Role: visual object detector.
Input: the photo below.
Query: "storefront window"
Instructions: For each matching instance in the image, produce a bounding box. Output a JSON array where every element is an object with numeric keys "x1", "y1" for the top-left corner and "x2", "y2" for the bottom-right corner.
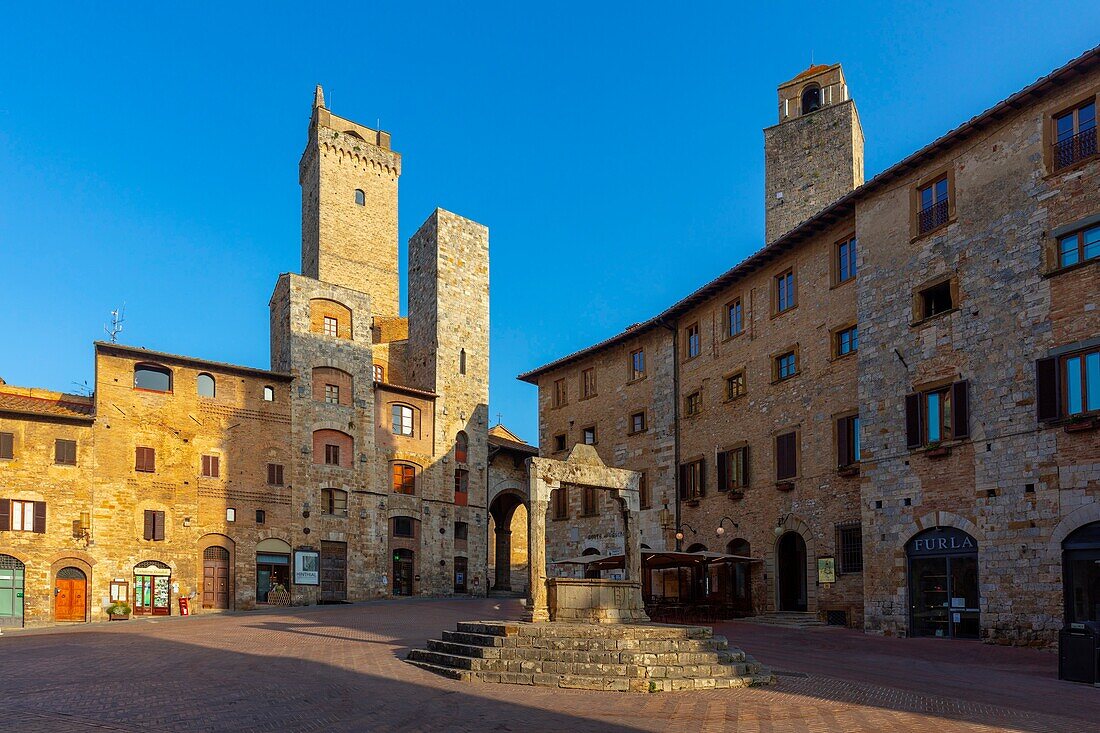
[
  {"x1": 133, "y1": 561, "x2": 171, "y2": 616},
  {"x1": 1063, "y1": 522, "x2": 1100, "y2": 624},
  {"x1": 906, "y1": 528, "x2": 979, "y2": 639}
]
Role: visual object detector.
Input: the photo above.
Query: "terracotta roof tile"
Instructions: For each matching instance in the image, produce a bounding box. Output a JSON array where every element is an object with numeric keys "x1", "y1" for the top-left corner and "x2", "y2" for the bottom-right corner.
[{"x1": 0, "y1": 392, "x2": 95, "y2": 420}]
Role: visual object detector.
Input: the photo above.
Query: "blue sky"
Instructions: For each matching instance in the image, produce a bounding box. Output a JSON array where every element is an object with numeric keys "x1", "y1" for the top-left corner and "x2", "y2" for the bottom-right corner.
[{"x1": 1, "y1": 3, "x2": 1097, "y2": 443}]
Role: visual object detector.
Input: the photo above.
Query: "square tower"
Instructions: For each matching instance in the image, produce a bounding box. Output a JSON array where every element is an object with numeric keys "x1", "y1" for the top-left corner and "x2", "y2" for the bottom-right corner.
[
  {"x1": 764, "y1": 64, "x2": 864, "y2": 243},
  {"x1": 300, "y1": 86, "x2": 402, "y2": 318}
]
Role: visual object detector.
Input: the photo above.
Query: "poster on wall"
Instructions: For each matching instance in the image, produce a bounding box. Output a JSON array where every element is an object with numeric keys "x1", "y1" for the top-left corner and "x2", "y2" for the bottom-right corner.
[
  {"x1": 817, "y1": 557, "x2": 836, "y2": 584},
  {"x1": 294, "y1": 550, "x2": 320, "y2": 585}
]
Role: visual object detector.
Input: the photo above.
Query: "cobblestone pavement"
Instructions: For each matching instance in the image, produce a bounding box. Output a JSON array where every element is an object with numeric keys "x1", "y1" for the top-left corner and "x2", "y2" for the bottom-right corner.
[{"x1": 0, "y1": 598, "x2": 1095, "y2": 732}]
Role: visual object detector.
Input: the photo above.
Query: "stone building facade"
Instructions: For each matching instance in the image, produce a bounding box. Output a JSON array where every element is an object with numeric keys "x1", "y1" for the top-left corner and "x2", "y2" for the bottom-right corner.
[
  {"x1": 521, "y1": 47, "x2": 1100, "y2": 646},
  {"x1": 0, "y1": 88, "x2": 492, "y2": 627}
]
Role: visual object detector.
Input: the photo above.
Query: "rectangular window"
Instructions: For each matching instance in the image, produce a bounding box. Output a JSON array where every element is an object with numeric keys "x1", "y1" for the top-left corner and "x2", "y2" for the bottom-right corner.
[
  {"x1": 582, "y1": 486, "x2": 598, "y2": 516},
  {"x1": 256, "y1": 509, "x2": 266, "y2": 525},
  {"x1": 727, "y1": 298, "x2": 744, "y2": 337},
  {"x1": 837, "y1": 414, "x2": 860, "y2": 468},
  {"x1": 1053, "y1": 100, "x2": 1097, "y2": 170},
  {"x1": 638, "y1": 472, "x2": 650, "y2": 510},
  {"x1": 582, "y1": 368, "x2": 597, "y2": 398},
  {"x1": 454, "y1": 521, "x2": 468, "y2": 541},
  {"x1": 54, "y1": 439, "x2": 76, "y2": 465},
  {"x1": 393, "y1": 464, "x2": 416, "y2": 494},
  {"x1": 553, "y1": 433, "x2": 567, "y2": 452},
  {"x1": 454, "y1": 469, "x2": 469, "y2": 497},
  {"x1": 552, "y1": 485, "x2": 568, "y2": 520},
  {"x1": 725, "y1": 371, "x2": 745, "y2": 400},
  {"x1": 630, "y1": 349, "x2": 646, "y2": 380},
  {"x1": 553, "y1": 378, "x2": 567, "y2": 407},
  {"x1": 394, "y1": 516, "x2": 414, "y2": 538},
  {"x1": 373, "y1": 364, "x2": 385, "y2": 382},
  {"x1": 836, "y1": 522, "x2": 863, "y2": 573},
  {"x1": 323, "y1": 317, "x2": 339, "y2": 337},
  {"x1": 1057, "y1": 223, "x2": 1100, "y2": 268},
  {"x1": 775, "y1": 431, "x2": 798, "y2": 481},
  {"x1": 143, "y1": 509, "x2": 165, "y2": 541},
  {"x1": 135, "y1": 446, "x2": 156, "y2": 473},
  {"x1": 10, "y1": 499, "x2": 41, "y2": 533},
  {"x1": 392, "y1": 405, "x2": 414, "y2": 436},
  {"x1": 1064, "y1": 348, "x2": 1100, "y2": 416},
  {"x1": 918, "y1": 176, "x2": 950, "y2": 234},
  {"x1": 201, "y1": 454, "x2": 220, "y2": 478},
  {"x1": 905, "y1": 381, "x2": 970, "y2": 448},
  {"x1": 324, "y1": 384, "x2": 340, "y2": 404},
  {"x1": 267, "y1": 463, "x2": 284, "y2": 486},
  {"x1": 582, "y1": 426, "x2": 596, "y2": 445},
  {"x1": 918, "y1": 280, "x2": 954, "y2": 319},
  {"x1": 836, "y1": 236, "x2": 858, "y2": 283},
  {"x1": 324, "y1": 444, "x2": 341, "y2": 466},
  {"x1": 836, "y1": 325, "x2": 858, "y2": 357},
  {"x1": 775, "y1": 351, "x2": 797, "y2": 381},
  {"x1": 685, "y1": 323, "x2": 700, "y2": 358},
  {"x1": 679, "y1": 459, "x2": 705, "y2": 501},
  {"x1": 226, "y1": 508, "x2": 236, "y2": 523},
  {"x1": 774, "y1": 269, "x2": 795, "y2": 313},
  {"x1": 718, "y1": 446, "x2": 748, "y2": 492},
  {"x1": 0, "y1": 432, "x2": 12, "y2": 460},
  {"x1": 630, "y1": 411, "x2": 646, "y2": 434},
  {"x1": 685, "y1": 391, "x2": 702, "y2": 416}
]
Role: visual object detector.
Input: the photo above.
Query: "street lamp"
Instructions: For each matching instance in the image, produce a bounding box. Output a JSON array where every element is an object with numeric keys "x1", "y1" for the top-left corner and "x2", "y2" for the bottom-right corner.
[
  {"x1": 774, "y1": 512, "x2": 794, "y2": 536},
  {"x1": 715, "y1": 516, "x2": 738, "y2": 536},
  {"x1": 674, "y1": 523, "x2": 697, "y2": 542}
]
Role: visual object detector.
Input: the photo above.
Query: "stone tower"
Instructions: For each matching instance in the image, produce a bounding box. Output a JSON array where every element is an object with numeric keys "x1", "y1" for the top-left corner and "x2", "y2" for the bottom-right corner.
[
  {"x1": 300, "y1": 85, "x2": 402, "y2": 318},
  {"x1": 763, "y1": 64, "x2": 864, "y2": 243}
]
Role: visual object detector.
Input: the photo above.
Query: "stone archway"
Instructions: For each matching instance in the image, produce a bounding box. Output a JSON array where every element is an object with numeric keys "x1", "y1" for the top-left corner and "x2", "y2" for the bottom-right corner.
[
  {"x1": 765, "y1": 515, "x2": 816, "y2": 614},
  {"x1": 488, "y1": 487, "x2": 528, "y2": 593}
]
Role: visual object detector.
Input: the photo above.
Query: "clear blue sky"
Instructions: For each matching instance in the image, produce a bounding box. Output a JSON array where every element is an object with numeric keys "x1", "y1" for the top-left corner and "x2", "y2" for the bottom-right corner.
[{"x1": 1, "y1": 3, "x2": 1097, "y2": 443}]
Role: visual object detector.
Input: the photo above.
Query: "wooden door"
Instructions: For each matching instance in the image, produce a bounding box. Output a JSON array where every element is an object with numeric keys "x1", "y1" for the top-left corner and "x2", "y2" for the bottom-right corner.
[
  {"x1": 320, "y1": 541, "x2": 347, "y2": 602},
  {"x1": 393, "y1": 550, "x2": 414, "y2": 596},
  {"x1": 203, "y1": 548, "x2": 230, "y2": 609},
  {"x1": 55, "y1": 572, "x2": 86, "y2": 622}
]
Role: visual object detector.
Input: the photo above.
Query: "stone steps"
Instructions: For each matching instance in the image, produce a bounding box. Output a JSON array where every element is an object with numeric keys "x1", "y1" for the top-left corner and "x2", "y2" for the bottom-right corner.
[{"x1": 405, "y1": 620, "x2": 775, "y2": 693}]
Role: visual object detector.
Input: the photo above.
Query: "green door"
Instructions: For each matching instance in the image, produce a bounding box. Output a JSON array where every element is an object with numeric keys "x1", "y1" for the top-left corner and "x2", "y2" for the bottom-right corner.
[{"x1": 0, "y1": 558, "x2": 25, "y2": 628}]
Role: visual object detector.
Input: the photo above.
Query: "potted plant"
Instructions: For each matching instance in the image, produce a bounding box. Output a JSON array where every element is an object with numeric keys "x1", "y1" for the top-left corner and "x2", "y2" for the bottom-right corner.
[
  {"x1": 925, "y1": 442, "x2": 950, "y2": 458},
  {"x1": 107, "y1": 601, "x2": 132, "y2": 621},
  {"x1": 1064, "y1": 415, "x2": 1098, "y2": 433},
  {"x1": 267, "y1": 583, "x2": 291, "y2": 606}
]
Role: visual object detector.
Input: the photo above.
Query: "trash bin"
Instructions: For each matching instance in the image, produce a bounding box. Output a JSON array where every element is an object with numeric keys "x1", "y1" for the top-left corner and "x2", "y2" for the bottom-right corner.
[
  {"x1": 1058, "y1": 620, "x2": 1100, "y2": 684},
  {"x1": 178, "y1": 597, "x2": 190, "y2": 616}
]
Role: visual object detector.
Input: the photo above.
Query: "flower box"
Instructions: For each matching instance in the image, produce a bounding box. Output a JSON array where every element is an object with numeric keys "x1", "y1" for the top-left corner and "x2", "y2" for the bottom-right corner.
[
  {"x1": 775, "y1": 482, "x2": 794, "y2": 492},
  {"x1": 1064, "y1": 418, "x2": 1098, "y2": 433},
  {"x1": 925, "y1": 445, "x2": 950, "y2": 459},
  {"x1": 837, "y1": 464, "x2": 860, "y2": 477},
  {"x1": 727, "y1": 490, "x2": 745, "y2": 501}
]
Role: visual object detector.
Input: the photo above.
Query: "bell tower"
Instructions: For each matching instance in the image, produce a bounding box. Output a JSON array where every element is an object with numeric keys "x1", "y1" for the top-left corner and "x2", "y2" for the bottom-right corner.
[
  {"x1": 300, "y1": 85, "x2": 402, "y2": 318},
  {"x1": 763, "y1": 64, "x2": 864, "y2": 244}
]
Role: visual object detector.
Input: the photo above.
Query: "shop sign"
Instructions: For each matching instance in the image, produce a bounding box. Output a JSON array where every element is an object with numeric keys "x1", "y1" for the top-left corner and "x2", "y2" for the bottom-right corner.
[
  {"x1": 907, "y1": 527, "x2": 977, "y2": 556},
  {"x1": 817, "y1": 557, "x2": 836, "y2": 584},
  {"x1": 294, "y1": 550, "x2": 320, "y2": 585}
]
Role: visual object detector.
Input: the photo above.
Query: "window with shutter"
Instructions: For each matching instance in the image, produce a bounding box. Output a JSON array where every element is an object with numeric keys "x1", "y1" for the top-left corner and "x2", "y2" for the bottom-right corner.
[
  {"x1": 552, "y1": 486, "x2": 568, "y2": 519},
  {"x1": 201, "y1": 455, "x2": 220, "y2": 477},
  {"x1": 144, "y1": 509, "x2": 154, "y2": 540},
  {"x1": 55, "y1": 439, "x2": 76, "y2": 465},
  {"x1": 907, "y1": 382, "x2": 970, "y2": 447},
  {"x1": 267, "y1": 463, "x2": 284, "y2": 486},
  {"x1": 952, "y1": 381, "x2": 970, "y2": 439},
  {"x1": 776, "y1": 432, "x2": 797, "y2": 481},
  {"x1": 0, "y1": 432, "x2": 12, "y2": 460},
  {"x1": 33, "y1": 501, "x2": 46, "y2": 534},
  {"x1": 905, "y1": 393, "x2": 923, "y2": 448},
  {"x1": 153, "y1": 510, "x2": 165, "y2": 541},
  {"x1": 0, "y1": 498, "x2": 10, "y2": 531},
  {"x1": 1036, "y1": 357, "x2": 1060, "y2": 421},
  {"x1": 135, "y1": 447, "x2": 155, "y2": 473},
  {"x1": 837, "y1": 415, "x2": 860, "y2": 468}
]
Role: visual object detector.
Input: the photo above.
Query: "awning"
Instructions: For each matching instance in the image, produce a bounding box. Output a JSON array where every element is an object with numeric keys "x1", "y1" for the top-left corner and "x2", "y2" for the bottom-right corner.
[{"x1": 550, "y1": 550, "x2": 761, "y2": 571}]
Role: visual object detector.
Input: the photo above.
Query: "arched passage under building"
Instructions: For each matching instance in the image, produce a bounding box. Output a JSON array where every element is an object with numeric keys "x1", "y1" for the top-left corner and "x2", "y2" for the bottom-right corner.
[{"x1": 488, "y1": 489, "x2": 528, "y2": 593}]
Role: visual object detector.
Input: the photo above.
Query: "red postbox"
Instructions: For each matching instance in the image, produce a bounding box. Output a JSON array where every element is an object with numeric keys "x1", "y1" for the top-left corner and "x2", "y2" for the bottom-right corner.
[{"x1": 178, "y1": 597, "x2": 190, "y2": 616}]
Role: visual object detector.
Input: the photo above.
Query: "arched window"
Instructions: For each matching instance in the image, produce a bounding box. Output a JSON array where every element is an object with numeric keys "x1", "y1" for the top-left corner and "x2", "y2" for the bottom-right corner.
[
  {"x1": 321, "y1": 488, "x2": 348, "y2": 516},
  {"x1": 393, "y1": 462, "x2": 417, "y2": 494},
  {"x1": 197, "y1": 373, "x2": 216, "y2": 399},
  {"x1": 391, "y1": 404, "x2": 415, "y2": 436},
  {"x1": 801, "y1": 84, "x2": 821, "y2": 114},
  {"x1": 354, "y1": 189, "x2": 365, "y2": 206},
  {"x1": 686, "y1": 543, "x2": 708, "y2": 553},
  {"x1": 262, "y1": 385, "x2": 275, "y2": 401},
  {"x1": 134, "y1": 363, "x2": 172, "y2": 392},
  {"x1": 460, "y1": 349, "x2": 467, "y2": 375},
  {"x1": 455, "y1": 431, "x2": 469, "y2": 464},
  {"x1": 727, "y1": 538, "x2": 750, "y2": 557},
  {"x1": 313, "y1": 429, "x2": 352, "y2": 468},
  {"x1": 582, "y1": 547, "x2": 601, "y2": 556},
  {"x1": 312, "y1": 366, "x2": 352, "y2": 405},
  {"x1": 392, "y1": 515, "x2": 416, "y2": 538}
]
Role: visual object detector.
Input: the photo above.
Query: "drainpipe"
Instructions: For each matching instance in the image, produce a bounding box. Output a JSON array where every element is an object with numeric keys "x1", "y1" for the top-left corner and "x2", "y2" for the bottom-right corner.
[{"x1": 657, "y1": 317, "x2": 682, "y2": 551}]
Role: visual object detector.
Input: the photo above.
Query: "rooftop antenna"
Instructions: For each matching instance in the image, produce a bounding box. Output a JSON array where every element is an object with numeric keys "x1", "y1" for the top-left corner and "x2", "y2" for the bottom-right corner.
[
  {"x1": 104, "y1": 304, "x2": 125, "y2": 343},
  {"x1": 71, "y1": 379, "x2": 93, "y2": 397}
]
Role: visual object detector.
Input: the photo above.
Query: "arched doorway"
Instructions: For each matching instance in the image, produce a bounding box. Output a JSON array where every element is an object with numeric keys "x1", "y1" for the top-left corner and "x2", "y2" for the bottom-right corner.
[
  {"x1": 55, "y1": 567, "x2": 87, "y2": 622},
  {"x1": 582, "y1": 547, "x2": 601, "y2": 579},
  {"x1": 202, "y1": 547, "x2": 230, "y2": 609},
  {"x1": 1063, "y1": 521, "x2": 1100, "y2": 624},
  {"x1": 0, "y1": 554, "x2": 25, "y2": 628},
  {"x1": 488, "y1": 489, "x2": 528, "y2": 592},
  {"x1": 777, "y1": 532, "x2": 807, "y2": 612},
  {"x1": 134, "y1": 561, "x2": 172, "y2": 616},
  {"x1": 393, "y1": 549, "x2": 414, "y2": 596},
  {"x1": 906, "y1": 527, "x2": 979, "y2": 638},
  {"x1": 727, "y1": 539, "x2": 753, "y2": 617}
]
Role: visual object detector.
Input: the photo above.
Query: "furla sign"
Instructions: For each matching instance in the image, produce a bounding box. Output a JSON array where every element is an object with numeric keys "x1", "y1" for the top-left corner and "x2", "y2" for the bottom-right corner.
[{"x1": 907, "y1": 527, "x2": 977, "y2": 556}]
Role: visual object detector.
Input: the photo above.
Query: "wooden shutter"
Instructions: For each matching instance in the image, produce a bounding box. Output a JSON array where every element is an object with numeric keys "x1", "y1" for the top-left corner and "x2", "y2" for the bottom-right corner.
[
  {"x1": 0, "y1": 498, "x2": 10, "y2": 531},
  {"x1": 0, "y1": 432, "x2": 12, "y2": 460},
  {"x1": 717, "y1": 451, "x2": 728, "y2": 492},
  {"x1": 1035, "y1": 357, "x2": 1060, "y2": 422},
  {"x1": 33, "y1": 501, "x2": 46, "y2": 533},
  {"x1": 905, "y1": 393, "x2": 923, "y2": 449},
  {"x1": 698, "y1": 460, "x2": 707, "y2": 498},
  {"x1": 153, "y1": 511, "x2": 165, "y2": 541},
  {"x1": 144, "y1": 510, "x2": 154, "y2": 540},
  {"x1": 952, "y1": 380, "x2": 970, "y2": 439},
  {"x1": 741, "y1": 446, "x2": 750, "y2": 487},
  {"x1": 777, "y1": 433, "x2": 796, "y2": 481},
  {"x1": 211, "y1": 456, "x2": 220, "y2": 477},
  {"x1": 837, "y1": 417, "x2": 850, "y2": 468},
  {"x1": 678, "y1": 464, "x2": 688, "y2": 500}
]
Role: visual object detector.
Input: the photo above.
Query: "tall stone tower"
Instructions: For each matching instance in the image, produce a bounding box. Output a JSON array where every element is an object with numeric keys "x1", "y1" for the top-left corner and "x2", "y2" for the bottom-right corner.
[
  {"x1": 764, "y1": 64, "x2": 864, "y2": 243},
  {"x1": 300, "y1": 85, "x2": 402, "y2": 318}
]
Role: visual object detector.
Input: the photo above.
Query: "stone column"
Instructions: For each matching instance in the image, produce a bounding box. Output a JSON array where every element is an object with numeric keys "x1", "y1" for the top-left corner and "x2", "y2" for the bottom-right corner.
[
  {"x1": 524, "y1": 465, "x2": 552, "y2": 623},
  {"x1": 494, "y1": 527, "x2": 512, "y2": 591}
]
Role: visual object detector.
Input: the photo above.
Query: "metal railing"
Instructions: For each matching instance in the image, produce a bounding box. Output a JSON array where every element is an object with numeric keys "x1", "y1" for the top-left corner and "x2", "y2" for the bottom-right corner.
[
  {"x1": 1053, "y1": 127, "x2": 1098, "y2": 171},
  {"x1": 918, "y1": 199, "x2": 949, "y2": 234}
]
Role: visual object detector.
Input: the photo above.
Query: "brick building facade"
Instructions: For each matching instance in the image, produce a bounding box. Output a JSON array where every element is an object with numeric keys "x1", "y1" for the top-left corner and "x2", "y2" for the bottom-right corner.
[
  {"x1": 0, "y1": 88, "x2": 493, "y2": 627},
  {"x1": 521, "y1": 47, "x2": 1100, "y2": 645}
]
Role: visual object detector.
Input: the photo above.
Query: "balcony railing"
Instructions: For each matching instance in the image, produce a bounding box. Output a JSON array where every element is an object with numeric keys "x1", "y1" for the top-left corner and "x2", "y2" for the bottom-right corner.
[
  {"x1": 1053, "y1": 127, "x2": 1098, "y2": 171},
  {"x1": 918, "y1": 199, "x2": 949, "y2": 234}
]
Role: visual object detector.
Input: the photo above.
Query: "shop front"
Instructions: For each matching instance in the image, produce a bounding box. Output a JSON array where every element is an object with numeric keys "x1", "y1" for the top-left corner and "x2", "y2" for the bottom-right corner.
[
  {"x1": 1063, "y1": 521, "x2": 1100, "y2": 624},
  {"x1": 907, "y1": 527, "x2": 980, "y2": 639},
  {"x1": 0, "y1": 554, "x2": 25, "y2": 628},
  {"x1": 256, "y1": 538, "x2": 292, "y2": 604},
  {"x1": 134, "y1": 561, "x2": 172, "y2": 616}
]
